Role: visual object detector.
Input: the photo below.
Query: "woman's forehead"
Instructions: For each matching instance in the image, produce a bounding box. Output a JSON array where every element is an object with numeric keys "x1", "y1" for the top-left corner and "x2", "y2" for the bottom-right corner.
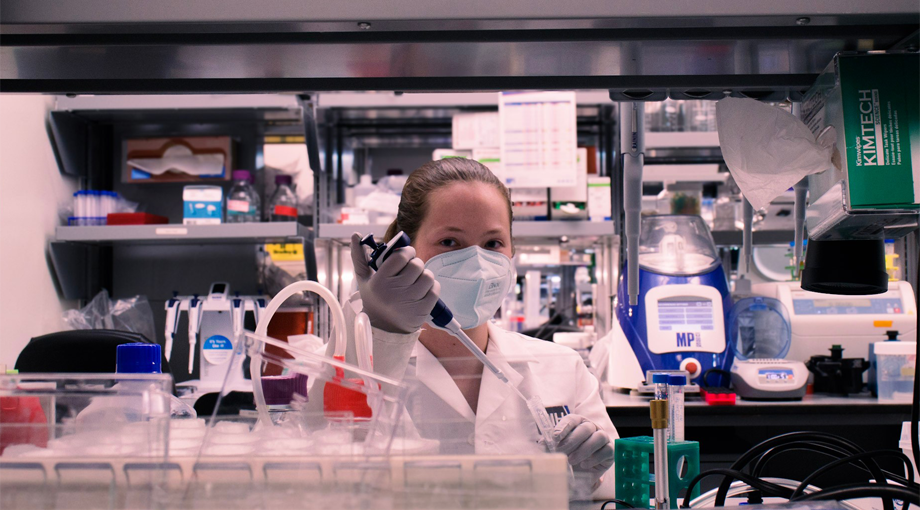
[{"x1": 424, "y1": 182, "x2": 511, "y2": 231}]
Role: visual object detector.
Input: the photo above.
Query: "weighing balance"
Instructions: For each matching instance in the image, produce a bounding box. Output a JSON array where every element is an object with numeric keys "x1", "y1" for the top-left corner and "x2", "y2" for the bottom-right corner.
[
  {"x1": 730, "y1": 359, "x2": 810, "y2": 400},
  {"x1": 609, "y1": 215, "x2": 733, "y2": 390},
  {"x1": 751, "y1": 281, "x2": 917, "y2": 362}
]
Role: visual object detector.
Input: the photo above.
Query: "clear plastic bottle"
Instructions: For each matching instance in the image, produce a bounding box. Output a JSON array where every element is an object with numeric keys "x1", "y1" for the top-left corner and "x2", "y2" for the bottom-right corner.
[
  {"x1": 268, "y1": 174, "x2": 298, "y2": 222},
  {"x1": 225, "y1": 170, "x2": 261, "y2": 223}
]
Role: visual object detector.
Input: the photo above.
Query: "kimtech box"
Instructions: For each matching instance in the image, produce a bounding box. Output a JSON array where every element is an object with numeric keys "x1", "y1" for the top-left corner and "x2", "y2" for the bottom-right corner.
[{"x1": 801, "y1": 52, "x2": 919, "y2": 240}]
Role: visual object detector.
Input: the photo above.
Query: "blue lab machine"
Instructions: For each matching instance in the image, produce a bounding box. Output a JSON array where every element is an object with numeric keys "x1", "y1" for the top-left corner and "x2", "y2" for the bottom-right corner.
[{"x1": 609, "y1": 215, "x2": 734, "y2": 389}]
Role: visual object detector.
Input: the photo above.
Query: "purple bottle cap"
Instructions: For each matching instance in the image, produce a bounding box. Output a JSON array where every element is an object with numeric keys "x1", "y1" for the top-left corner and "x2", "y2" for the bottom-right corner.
[
  {"x1": 232, "y1": 170, "x2": 252, "y2": 181},
  {"x1": 261, "y1": 373, "x2": 309, "y2": 406},
  {"x1": 275, "y1": 174, "x2": 293, "y2": 186}
]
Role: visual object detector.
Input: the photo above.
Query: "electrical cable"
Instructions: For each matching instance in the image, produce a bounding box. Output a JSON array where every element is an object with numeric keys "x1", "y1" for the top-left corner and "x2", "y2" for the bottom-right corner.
[
  {"x1": 714, "y1": 432, "x2": 893, "y2": 510},
  {"x1": 754, "y1": 444, "x2": 916, "y2": 499},
  {"x1": 752, "y1": 442, "x2": 854, "y2": 478},
  {"x1": 750, "y1": 441, "x2": 913, "y2": 487},
  {"x1": 600, "y1": 499, "x2": 636, "y2": 509},
  {"x1": 791, "y1": 450, "x2": 917, "y2": 509},
  {"x1": 793, "y1": 483, "x2": 919, "y2": 505},
  {"x1": 687, "y1": 477, "x2": 861, "y2": 510},
  {"x1": 681, "y1": 468, "x2": 794, "y2": 508},
  {"x1": 700, "y1": 368, "x2": 732, "y2": 389}
]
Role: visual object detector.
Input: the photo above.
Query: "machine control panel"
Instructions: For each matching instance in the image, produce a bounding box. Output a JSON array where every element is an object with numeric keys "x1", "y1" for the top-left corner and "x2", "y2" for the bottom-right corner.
[
  {"x1": 645, "y1": 284, "x2": 726, "y2": 355},
  {"x1": 791, "y1": 293, "x2": 904, "y2": 315}
]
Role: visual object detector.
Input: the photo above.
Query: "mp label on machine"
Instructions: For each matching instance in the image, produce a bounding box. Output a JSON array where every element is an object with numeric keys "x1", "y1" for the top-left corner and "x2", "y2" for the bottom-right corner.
[{"x1": 202, "y1": 335, "x2": 234, "y2": 364}]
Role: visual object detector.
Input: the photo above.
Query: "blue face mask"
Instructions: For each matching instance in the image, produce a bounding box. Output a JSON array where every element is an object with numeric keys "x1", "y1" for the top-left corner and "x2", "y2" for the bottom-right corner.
[{"x1": 423, "y1": 246, "x2": 513, "y2": 329}]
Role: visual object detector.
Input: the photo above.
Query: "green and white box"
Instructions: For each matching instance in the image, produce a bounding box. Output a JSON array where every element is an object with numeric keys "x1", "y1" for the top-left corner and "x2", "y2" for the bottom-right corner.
[{"x1": 802, "y1": 52, "x2": 919, "y2": 240}]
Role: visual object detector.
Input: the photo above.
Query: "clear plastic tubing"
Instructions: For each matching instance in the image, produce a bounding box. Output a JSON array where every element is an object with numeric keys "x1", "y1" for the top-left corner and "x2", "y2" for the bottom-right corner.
[{"x1": 668, "y1": 374, "x2": 686, "y2": 443}]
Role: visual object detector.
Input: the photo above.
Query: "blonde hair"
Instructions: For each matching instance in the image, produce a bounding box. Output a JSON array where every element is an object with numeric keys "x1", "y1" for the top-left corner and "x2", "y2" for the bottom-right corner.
[{"x1": 384, "y1": 158, "x2": 513, "y2": 243}]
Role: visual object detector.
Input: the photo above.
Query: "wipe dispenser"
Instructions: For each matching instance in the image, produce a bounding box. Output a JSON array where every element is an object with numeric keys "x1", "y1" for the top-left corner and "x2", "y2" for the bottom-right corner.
[{"x1": 614, "y1": 436, "x2": 699, "y2": 509}]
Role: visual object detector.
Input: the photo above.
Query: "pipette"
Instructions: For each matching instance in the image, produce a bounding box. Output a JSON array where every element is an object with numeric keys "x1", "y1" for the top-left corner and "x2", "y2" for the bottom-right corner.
[
  {"x1": 187, "y1": 295, "x2": 203, "y2": 374},
  {"x1": 361, "y1": 232, "x2": 558, "y2": 452},
  {"x1": 164, "y1": 293, "x2": 182, "y2": 362}
]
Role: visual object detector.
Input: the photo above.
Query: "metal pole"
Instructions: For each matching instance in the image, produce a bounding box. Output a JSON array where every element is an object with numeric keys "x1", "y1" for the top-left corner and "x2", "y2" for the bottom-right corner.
[{"x1": 651, "y1": 399, "x2": 670, "y2": 509}]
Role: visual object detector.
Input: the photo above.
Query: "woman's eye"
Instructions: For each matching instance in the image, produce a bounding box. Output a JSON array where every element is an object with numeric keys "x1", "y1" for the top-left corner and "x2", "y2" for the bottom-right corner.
[
  {"x1": 439, "y1": 239, "x2": 458, "y2": 248},
  {"x1": 484, "y1": 240, "x2": 504, "y2": 250}
]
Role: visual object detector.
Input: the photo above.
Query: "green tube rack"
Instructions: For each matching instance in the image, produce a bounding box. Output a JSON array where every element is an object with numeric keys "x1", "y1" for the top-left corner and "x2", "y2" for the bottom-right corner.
[{"x1": 614, "y1": 436, "x2": 700, "y2": 509}]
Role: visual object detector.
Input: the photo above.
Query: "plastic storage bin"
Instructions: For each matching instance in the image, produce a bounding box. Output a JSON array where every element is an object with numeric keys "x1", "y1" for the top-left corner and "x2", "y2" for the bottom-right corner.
[{"x1": 874, "y1": 341, "x2": 916, "y2": 402}]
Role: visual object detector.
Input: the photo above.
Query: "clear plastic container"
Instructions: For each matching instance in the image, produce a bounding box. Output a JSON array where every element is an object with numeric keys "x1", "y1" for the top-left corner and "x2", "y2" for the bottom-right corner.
[
  {"x1": 875, "y1": 341, "x2": 916, "y2": 402},
  {"x1": 268, "y1": 174, "x2": 298, "y2": 222},
  {"x1": 0, "y1": 373, "x2": 171, "y2": 459},
  {"x1": 728, "y1": 296, "x2": 792, "y2": 360},
  {"x1": 225, "y1": 170, "x2": 261, "y2": 223},
  {"x1": 638, "y1": 215, "x2": 720, "y2": 276}
]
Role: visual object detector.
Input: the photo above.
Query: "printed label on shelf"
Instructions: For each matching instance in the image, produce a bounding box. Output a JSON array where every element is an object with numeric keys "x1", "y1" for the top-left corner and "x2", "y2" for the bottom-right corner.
[
  {"x1": 227, "y1": 199, "x2": 251, "y2": 213},
  {"x1": 273, "y1": 205, "x2": 298, "y2": 217},
  {"x1": 155, "y1": 227, "x2": 188, "y2": 235},
  {"x1": 265, "y1": 243, "x2": 305, "y2": 262}
]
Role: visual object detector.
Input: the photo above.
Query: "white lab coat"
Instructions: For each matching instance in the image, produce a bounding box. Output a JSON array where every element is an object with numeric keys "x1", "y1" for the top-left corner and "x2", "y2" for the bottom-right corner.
[{"x1": 321, "y1": 293, "x2": 619, "y2": 497}]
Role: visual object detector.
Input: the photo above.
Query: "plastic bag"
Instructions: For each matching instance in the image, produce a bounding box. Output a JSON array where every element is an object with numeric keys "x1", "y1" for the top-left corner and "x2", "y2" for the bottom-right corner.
[
  {"x1": 63, "y1": 289, "x2": 157, "y2": 343},
  {"x1": 716, "y1": 97, "x2": 836, "y2": 210}
]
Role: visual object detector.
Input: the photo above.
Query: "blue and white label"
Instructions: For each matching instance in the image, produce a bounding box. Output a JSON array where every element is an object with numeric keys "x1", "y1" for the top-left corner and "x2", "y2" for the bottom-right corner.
[
  {"x1": 202, "y1": 335, "x2": 233, "y2": 364},
  {"x1": 535, "y1": 405, "x2": 570, "y2": 437},
  {"x1": 676, "y1": 332, "x2": 703, "y2": 348},
  {"x1": 545, "y1": 405, "x2": 571, "y2": 427}
]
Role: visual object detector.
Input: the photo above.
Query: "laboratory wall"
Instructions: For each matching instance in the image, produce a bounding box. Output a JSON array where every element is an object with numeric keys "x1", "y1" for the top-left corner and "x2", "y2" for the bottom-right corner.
[{"x1": 0, "y1": 94, "x2": 78, "y2": 367}]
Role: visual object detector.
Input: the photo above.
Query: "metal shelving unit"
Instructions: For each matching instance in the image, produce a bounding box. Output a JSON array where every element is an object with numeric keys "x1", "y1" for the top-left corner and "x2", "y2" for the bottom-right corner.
[
  {"x1": 317, "y1": 221, "x2": 615, "y2": 240},
  {"x1": 644, "y1": 132, "x2": 721, "y2": 149},
  {"x1": 711, "y1": 229, "x2": 794, "y2": 247},
  {"x1": 56, "y1": 222, "x2": 310, "y2": 245}
]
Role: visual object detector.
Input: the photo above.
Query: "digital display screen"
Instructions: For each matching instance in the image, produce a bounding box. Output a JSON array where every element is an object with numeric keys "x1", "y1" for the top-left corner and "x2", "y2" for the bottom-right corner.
[
  {"x1": 211, "y1": 283, "x2": 226, "y2": 294},
  {"x1": 792, "y1": 297, "x2": 903, "y2": 315},
  {"x1": 813, "y1": 299, "x2": 871, "y2": 308},
  {"x1": 658, "y1": 298, "x2": 714, "y2": 332},
  {"x1": 759, "y1": 369, "x2": 794, "y2": 382}
]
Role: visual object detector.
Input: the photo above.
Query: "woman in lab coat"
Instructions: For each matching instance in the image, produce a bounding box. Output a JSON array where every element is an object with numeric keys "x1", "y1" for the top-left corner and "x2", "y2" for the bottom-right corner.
[{"x1": 341, "y1": 158, "x2": 617, "y2": 494}]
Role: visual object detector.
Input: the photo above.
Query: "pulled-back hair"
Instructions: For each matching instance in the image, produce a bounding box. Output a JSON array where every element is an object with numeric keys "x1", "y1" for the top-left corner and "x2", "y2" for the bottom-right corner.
[{"x1": 384, "y1": 158, "x2": 513, "y2": 243}]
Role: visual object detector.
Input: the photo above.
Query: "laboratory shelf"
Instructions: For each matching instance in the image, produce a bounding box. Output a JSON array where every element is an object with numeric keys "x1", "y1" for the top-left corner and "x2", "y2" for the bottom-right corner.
[
  {"x1": 318, "y1": 221, "x2": 615, "y2": 240},
  {"x1": 643, "y1": 164, "x2": 727, "y2": 183},
  {"x1": 644, "y1": 131, "x2": 720, "y2": 149},
  {"x1": 55, "y1": 222, "x2": 310, "y2": 245},
  {"x1": 711, "y1": 229, "x2": 793, "y2": 246}
]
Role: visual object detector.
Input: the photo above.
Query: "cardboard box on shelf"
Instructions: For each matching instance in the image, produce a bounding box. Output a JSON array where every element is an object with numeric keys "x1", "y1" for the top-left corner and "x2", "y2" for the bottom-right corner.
[{"x1": 124, "y1": 136, "x2": 234, "y2": 183}]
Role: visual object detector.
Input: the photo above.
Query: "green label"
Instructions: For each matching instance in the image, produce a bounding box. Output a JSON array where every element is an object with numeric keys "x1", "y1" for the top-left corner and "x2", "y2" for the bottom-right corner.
[{"x1": 839, "y1": 54, "x2": 918, "y2": 208}]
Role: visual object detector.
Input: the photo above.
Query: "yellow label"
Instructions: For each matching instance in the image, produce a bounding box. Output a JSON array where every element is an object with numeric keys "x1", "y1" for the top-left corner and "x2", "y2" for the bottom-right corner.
[
  {"x1": 265, "y1": 243, "x2": 304, "y2": 261},
  {"x1": 873, "y1": 320, "x2": 894, "y2": 328}
]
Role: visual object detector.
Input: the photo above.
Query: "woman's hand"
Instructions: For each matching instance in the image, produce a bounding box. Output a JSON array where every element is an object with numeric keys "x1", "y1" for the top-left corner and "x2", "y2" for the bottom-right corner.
[
  {"x1": 554, "y1": 414, "x2": 615, "y2": 489},
  {"x1": 350, "y1": 233, "x2": 441, "y2": 334}
]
